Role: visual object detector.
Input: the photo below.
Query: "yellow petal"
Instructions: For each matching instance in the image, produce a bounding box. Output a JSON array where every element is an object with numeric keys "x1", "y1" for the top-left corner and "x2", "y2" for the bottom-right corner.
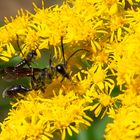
[{"x1": 67, "y1": 127, "x2": 73, "y2": 136}]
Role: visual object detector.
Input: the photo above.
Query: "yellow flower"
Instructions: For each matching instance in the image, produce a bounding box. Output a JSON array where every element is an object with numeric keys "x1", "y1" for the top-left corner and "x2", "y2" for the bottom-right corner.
[
  {"x1": 0, "y1": 0, "x2": 140, "y2": 139},
  {"x1": 89, "y1": 85, "x2": 117, "y2": 118},
  {"x1": 105, "y1": 104, "x2": 140, "y2": 140},
  {"x1": 114, "y1": 32, "x2": 140, "y2": 88},
  {"x1": 0, "y1": 43, "x2": 16, "y2": 61},
  {"x1": 0, "y1": 89, "x2": 92, "y2": 140},
  {"x1": 88, "y1": 64, "x2": 115, "y2": 90},
  {"x1": 0, "y1": 9, "x2": 31, "y2": 61}
]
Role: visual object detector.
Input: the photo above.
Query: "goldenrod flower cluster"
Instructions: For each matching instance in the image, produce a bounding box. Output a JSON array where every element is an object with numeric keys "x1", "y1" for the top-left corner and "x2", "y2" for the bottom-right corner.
[{"x1": 0, "y1": 0, "x2": 140, "y2": 139}]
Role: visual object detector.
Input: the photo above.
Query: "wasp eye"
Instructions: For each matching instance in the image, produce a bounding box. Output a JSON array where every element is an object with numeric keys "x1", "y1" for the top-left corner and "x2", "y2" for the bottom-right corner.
[{"x1": 56, "y1": 64, "x2": 65, "y2": 75}]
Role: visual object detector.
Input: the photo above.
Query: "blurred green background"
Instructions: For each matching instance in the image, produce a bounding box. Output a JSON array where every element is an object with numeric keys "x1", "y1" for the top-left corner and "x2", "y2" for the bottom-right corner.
[{"x1": 0, "y1": 0, "x2": 112, "y2": 140}]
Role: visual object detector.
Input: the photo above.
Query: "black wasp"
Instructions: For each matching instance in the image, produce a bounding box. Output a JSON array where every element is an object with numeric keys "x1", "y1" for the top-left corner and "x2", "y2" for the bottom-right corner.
[{"x1": 2, "y1": 36, "x2": 88, "y2": 98}]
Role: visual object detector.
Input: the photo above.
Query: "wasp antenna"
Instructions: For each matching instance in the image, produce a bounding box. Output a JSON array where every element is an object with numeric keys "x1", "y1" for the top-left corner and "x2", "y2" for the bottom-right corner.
[
  {"x1": 65, "y1": 48, "x2": 89, "y2": 66},
  {"x1": 61, "y1": 36, "x2": 66, "y2": 66}
]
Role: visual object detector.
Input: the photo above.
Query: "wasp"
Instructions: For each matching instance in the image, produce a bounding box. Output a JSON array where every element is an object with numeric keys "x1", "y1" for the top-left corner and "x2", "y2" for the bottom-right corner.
[
  {"x1": 1, "y1": 35, "x2": 40, "y2": 98},
  {"x1": 2, "y1": 36, "x2": 88, "y2": 98}
]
